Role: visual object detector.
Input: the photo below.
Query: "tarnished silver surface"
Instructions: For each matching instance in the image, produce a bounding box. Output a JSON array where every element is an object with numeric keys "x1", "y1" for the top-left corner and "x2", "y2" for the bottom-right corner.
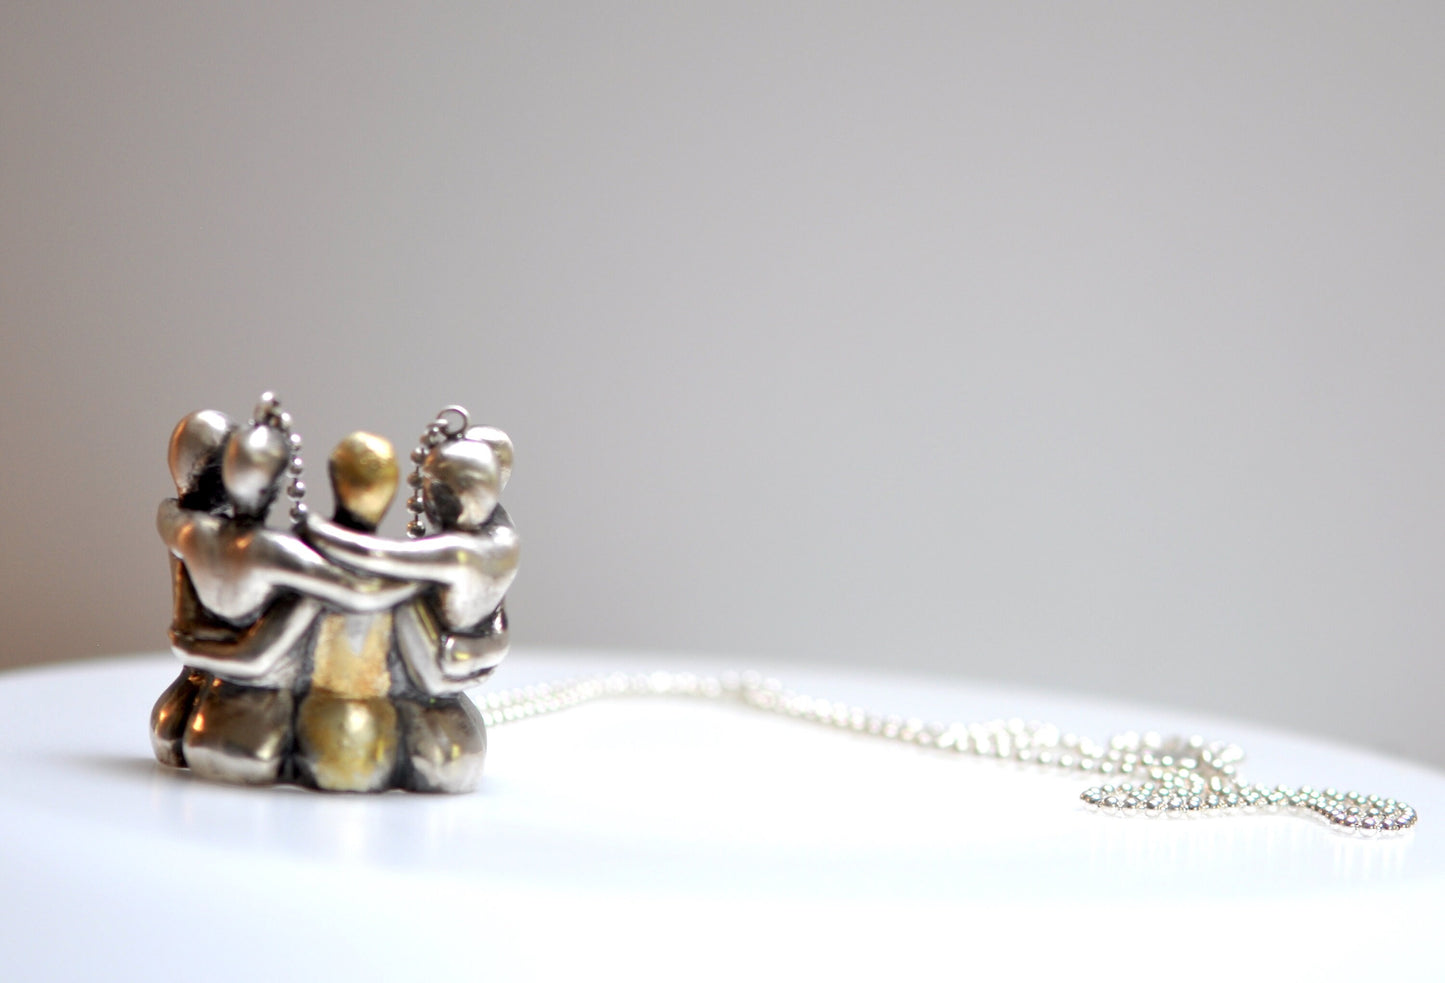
[
  {"x1": 397, "y1": 696, "x2": 487, "y2": 792},
  {"x1": 418, "y1": 439, "x2": 500, "y2": 531},
  {"x1": 168, "y1": 410, "x2": 233, "y2": 505},
  {"x1": 169, "y1": 594, "x2": 320, "y2": 688},
  {"x1": 221, "y1": 421, "x2": 290, "y2": 519},
  {"x1": 149, "y1": 667, "x2": 209, "y2": 766},
  {"x1": 151, "y1": 397, "x2": 518, "y2": 793},
  {"x1": 395, "y1": 599, "x2": 508, "y2": 696},
  {"x1": 183, "y1": 678, "x2": 294, "y2": 785}
]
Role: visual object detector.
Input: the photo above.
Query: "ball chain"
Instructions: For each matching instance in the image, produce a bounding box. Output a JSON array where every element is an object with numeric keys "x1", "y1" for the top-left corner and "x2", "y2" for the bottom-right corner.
[
  {"x1": 251, "y1": 391, "x2": 307, "y2": 526},
  {"x1": 476, "y1": 670, "x2": 1418, "y2": 833},
  {"x1": 405, "y1": 405, "x2": 470, "y2": 538}
]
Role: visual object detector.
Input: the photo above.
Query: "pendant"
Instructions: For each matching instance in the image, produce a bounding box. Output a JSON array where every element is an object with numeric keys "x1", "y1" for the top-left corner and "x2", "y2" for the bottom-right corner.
[{"x1": 150, "y1": 393, "x2": 518, "y2": 793}]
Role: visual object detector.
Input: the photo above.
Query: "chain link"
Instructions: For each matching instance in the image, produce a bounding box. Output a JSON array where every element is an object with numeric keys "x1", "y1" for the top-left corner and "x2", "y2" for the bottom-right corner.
[
  {"x1": 477, "y1": 670, "x2": 1417, "y2": 832},
  {"x1": 405, "y1": 405, "x2": 470, "y2": 538},
  {"x1": 251, "y1": 391, "x2": 307, "y2": 525}
]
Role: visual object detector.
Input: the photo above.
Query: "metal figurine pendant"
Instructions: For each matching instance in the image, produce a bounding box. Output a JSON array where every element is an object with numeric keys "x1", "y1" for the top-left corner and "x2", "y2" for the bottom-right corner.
[{"x1": 150, "y1": 394, "x2": 518, "y2": 792}]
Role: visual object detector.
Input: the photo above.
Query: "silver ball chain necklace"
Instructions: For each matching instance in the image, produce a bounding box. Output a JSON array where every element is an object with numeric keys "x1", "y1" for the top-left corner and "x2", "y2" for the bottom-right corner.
[{"x1": 476, "y1": 668, "x2": 1418, "y2": 832}]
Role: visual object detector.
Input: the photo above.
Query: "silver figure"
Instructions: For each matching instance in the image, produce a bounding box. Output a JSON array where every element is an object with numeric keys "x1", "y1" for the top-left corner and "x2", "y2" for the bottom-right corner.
[{"x1": 149, "y1": 395, "x2": 519, "y2": 793}]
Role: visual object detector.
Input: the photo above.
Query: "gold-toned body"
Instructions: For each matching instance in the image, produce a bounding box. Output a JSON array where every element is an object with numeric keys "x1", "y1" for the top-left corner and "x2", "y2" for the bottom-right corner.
[
  {"x1": 295, "y1": 691, "x2": 398, "y2": 792},
  {"x1": 292, "y1": 433, "x2": 403, "y2": 791},
  {"x1": 297, "y1": 608, "x2": 399, "y2": 791},
  {"x1": 310, "y1": 609, "x2": 394, "y2": 698}
]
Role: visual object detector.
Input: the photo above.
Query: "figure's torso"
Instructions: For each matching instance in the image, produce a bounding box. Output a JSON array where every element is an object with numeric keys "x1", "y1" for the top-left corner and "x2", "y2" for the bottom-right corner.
[{"x1": 308, "y1": 610, "x2": 393, "y2": 698}]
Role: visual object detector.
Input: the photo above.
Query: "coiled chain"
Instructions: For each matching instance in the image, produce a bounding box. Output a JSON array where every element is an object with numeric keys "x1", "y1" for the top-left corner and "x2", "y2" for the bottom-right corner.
[{"x1": 478, "y1": 670, "x2": 1418, "y2": 833}]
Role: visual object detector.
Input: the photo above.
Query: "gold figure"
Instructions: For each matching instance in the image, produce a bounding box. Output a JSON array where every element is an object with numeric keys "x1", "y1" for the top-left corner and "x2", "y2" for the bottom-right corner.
[
  {"x1": 328, "y1": 431, "x2": 399, "y2": 531},
  {"x1": 309, "y1": 605, "x2": 394, "y2": 699},
  {"x1": 295, "y1": 432, "x2": 402, "y2": 791},
  {"x1": 295, "y1": 692, "x2": 397, "y2": 792}
]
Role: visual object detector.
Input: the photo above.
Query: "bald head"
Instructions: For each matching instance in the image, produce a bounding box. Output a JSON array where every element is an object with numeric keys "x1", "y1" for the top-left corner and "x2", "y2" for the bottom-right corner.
[
  {"x1": 421, "y1": 438, "x2": 500, "y2": 531},
  {"x1": 222, "y1": 423, "x2": 289, "y2": 520},
  {"x1": 328, "y1": 431, "x2": 399, "y2": 531},
  {"x1": 168, "y1": 409, "x2": 234, "y2": 509}
]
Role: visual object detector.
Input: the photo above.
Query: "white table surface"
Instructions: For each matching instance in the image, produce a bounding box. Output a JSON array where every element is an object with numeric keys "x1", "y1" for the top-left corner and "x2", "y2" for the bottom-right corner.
[{"x1": 0, "y1": 650, "x2": 1440, "y2": 981}]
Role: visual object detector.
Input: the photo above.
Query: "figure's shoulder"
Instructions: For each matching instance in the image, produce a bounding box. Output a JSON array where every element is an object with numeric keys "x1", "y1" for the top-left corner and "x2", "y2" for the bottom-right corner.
[
  {"x1": 463, "y1": 518, "x2": 519, "y2": 571},
  {"x1": 157, "y1": 499, "x2": 221, "y2": 543}
]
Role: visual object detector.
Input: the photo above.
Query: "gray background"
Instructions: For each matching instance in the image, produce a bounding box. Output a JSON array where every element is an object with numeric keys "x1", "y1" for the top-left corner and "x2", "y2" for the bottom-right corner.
[{"x1": 2, "y1": 3, "x2": 1442, "y2": 765}]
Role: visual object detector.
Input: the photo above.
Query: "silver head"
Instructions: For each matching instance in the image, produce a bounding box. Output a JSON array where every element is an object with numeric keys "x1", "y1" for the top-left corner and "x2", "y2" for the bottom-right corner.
[
  {"x1": 168, "y1": 410, "x2": 235, "y2": 498},
  {"x1": 421, "y1": 438, "x2": 500, "y2": 531},
  {"x1": 463, "y1": 425, "x2": 513, "y2": 491},
  {"x1": 222, "y1": 422, "x2": 290, "y2": 519}
]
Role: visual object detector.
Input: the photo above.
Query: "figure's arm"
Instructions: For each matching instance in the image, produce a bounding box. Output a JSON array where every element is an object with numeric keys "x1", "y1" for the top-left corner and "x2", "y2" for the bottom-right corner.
[
  {"x1": 171, "y1": 594, "x2": 321, "y2": 685},
  {"x1": 440, "y1": 604, "x2": 509, "y2": 682},
  {"x1": 259, "y1": 531, "x2": 425, "y2": 612},
  {"x1": 395, "y1": 597, "x2": 507, "y2": 696},
  {"x1": 303, "y1": 515, "x2": 461, "y2": 584}
]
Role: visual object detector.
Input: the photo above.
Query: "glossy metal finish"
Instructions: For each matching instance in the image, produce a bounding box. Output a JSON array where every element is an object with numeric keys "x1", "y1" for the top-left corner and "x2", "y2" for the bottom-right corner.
[
  {"x1": 158, "y1": 499, "x2": 418, "y2": 625},
  {"x1": 222, "y1": 421, "x2": 290, "y2": 519},
  {"x1": 145, "y1": 398, "x2": 1418, "y2": 826},
  {"x1": 305, "y1": 506, "x2": 519, "y2": 631},
  {"x1": 183, "y1": 678, "x2": 294, "y2": 785},
  {"x1": 169, "y1": 593, "x2": 319, "y2": 690},
  {"x1": 149, "y1": 667, "x2": 209, "y2": 766},
  {"x1": 395, "y1": 599, "x2": 508, "y2": 696},
  {"x1": 295, "y1": 692, "x2": 398, "y2": 792},
  {"x1": 464, "y1": 425, "x2": 513, "y2": 490},
  {"x1": 420, "y1": 438, "x2": 499, "y2": 531},
  {"x1": 327, "y1": 432, "x2": 398, "y2": 530},
  {"x1": 396, "y1": 696, "x2": 486, "y2": 793},
  {"x1": 167, "y1": 410, "x2": 233, "y2": 498},
  {"x1": 151, "y1": 398, "x2": 519, "y2": 793}
]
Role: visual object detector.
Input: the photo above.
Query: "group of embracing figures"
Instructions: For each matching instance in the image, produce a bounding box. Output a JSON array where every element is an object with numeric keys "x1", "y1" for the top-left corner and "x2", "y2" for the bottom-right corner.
[{"x1": 150, "y1": 394, "x2": 519, "y2": 793}]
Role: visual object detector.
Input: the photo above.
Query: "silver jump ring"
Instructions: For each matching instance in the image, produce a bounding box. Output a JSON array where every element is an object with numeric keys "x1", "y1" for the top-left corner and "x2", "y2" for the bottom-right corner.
[{"x1": 435, "y1": 405, "x2": 469, "y2": 438}]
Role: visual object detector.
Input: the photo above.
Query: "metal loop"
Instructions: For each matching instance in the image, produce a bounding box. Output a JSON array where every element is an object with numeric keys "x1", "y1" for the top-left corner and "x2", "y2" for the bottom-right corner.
[{"x1": 434, "y1": 405, "x2": 469, "y2": 438}]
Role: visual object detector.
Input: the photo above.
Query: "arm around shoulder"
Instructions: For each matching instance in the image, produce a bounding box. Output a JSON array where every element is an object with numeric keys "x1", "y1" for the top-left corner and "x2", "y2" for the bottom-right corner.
[{"x1": 303, "y1": 515, "x2": 464, "y2": 584}]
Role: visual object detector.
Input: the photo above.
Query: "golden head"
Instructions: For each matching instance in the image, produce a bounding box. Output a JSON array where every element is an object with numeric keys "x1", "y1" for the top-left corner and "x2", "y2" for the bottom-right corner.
[{"x1": 328, "y1": 431, "x2": 398, "y2": 530}]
